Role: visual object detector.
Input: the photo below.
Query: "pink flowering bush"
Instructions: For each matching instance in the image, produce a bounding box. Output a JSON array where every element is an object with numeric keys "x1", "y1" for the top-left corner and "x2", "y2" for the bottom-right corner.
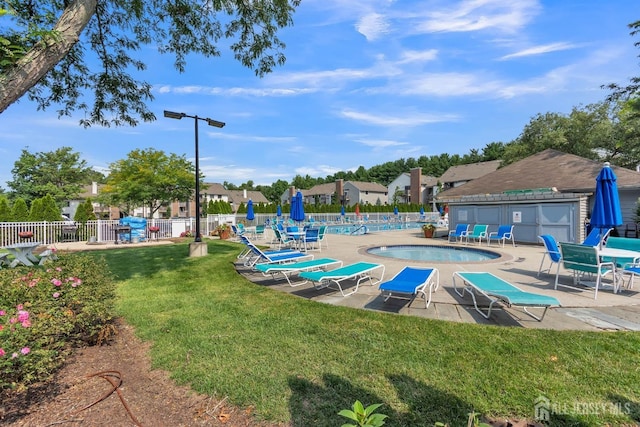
[{"x1": 0, "y1": 254, "x2": 115, "y2": 390}]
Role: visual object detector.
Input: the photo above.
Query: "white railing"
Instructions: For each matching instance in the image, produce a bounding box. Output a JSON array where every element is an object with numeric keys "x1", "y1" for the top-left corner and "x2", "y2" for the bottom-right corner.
[{"x1": 0, "y1": 212, "x2": 440, "y2": 246}]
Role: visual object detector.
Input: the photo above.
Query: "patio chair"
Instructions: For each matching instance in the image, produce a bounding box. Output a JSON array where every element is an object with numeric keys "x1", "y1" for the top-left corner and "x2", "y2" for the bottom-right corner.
[
  {"x1": 487, "y1": 225, "x2": 515, "y2": 248},
  {"x1": 317, "y1": 225, "x2": 329, "y2": 250},
  {"x1": 537, "y1": 235, "x2": 562, "y2": 277},
  {"x1": 556, "y1": 242, "x2": 616, "y2": 299},
  {"x1": 448, "y1": 224, "x2": 469, "y2": 243},
  {"x1": 298, "y1": 262, "x2": 385, "y2": 297},
  {"x1": 581, "y1": 227, "x2": 611, "y2": 248},
  {"x1": 464, "y1": 224, "x2": 489, "y2": 245},
  {"x1": 303, "y1": 228, "x2": 320, "y2": 251},
  {"x1": 624, "y1": 223, "x2": 639, "y2": 238},
  {"x1": 273, "y1": 228, "x2": 295, "y2": 250},
  {"x1": 378, "y1": 266, "x2": 440, "y2": 308},
  {"x1": 255, "y1": 258, "x2": 343, "y2": 286},
  {"x1": 453, "y1": 271, "x2": 561, "y2": 321}
]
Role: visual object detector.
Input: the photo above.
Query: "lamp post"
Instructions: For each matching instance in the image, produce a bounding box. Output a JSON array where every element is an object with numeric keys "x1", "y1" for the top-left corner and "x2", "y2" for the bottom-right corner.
[{"x1": 164, "y1": 110, "x2": 225, "y2": 244}]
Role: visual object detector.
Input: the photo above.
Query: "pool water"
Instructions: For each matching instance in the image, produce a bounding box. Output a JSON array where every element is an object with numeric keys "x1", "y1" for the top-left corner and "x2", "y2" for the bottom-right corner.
[
  {"x1": 326, "y1": 222, "x2": 426, "y2": 235},
  {"x1": 367, "y1": 245, "x2": 500, "y2": 262}
]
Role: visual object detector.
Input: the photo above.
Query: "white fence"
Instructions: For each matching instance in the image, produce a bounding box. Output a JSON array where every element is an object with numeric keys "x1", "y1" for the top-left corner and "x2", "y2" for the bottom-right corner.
[{"x1": 0, "y1": 211, "x2": 439, "y2": 246}]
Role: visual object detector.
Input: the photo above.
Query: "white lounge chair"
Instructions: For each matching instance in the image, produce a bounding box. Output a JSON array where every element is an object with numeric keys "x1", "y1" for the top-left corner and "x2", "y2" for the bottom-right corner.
[
  {"x1": 453, "y1": 271, "x2": 561, "y2": 321},
  {"x1": 244, "y1": 242, "x2": 312, "y2": 267},
  {"x1": 298, "y1": 262, "x2": 385, "y2": 296},
  {"x1": 378, "y1": 266, "x2": 439, "y2": 308},
  {"x1": 255, "y1": 258, "x2": 343, "y2": 286}
]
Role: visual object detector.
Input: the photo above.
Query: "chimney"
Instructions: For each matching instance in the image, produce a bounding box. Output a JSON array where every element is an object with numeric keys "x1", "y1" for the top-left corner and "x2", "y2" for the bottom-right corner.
[
  {"x1": 243, "y1": 189, "x2": 247, "y2": 199},
  {"x1": 92, "y1": 181, "x2": 98, "y2": 195},
  {"x1": 410, "y1": 168, "x2": 422, "y2": 204}
]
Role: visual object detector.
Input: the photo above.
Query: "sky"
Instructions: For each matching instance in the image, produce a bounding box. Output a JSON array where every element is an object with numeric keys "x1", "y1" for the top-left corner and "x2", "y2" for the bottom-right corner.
[{"x1": 0, "y1": 0, "x2": 638, "y2": 189}]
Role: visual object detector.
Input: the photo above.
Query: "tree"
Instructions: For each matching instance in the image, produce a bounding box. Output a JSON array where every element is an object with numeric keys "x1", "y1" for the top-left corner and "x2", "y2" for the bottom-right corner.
[
  {"x1": 74, "y1": 198, "x2": 95, "y2": 222},
  {"x1": 28, "y1": 197, "x2": 44, "y2": 221},
  {"x1": 8, "y1": 147, "x2": 92, "y2": 206},
  {"x1": 0, "y1": 0, "x2": 301, "y2": 127},
  {"x1": 501, "y1": 104, "x2": 609, "y2": 166},
  {"x1": 11, "y1": 197, "x2": 28, "y2": 221},
  {"x1": 604, "y1": 20, "x2": 640, "y2": 117},
  {"x1": 42, "y1": 194, "x2": 61, "y2": 221},
  {"x1": 0, "y1": 195, "x2": 10, "y2": 221},
  {"x1": 104, "y1": 148, "x2": 195, "y2": 218}
]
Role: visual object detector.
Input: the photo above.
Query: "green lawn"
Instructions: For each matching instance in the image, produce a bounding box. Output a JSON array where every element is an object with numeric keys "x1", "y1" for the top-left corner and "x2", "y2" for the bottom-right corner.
[{"x1": 89, "y1": 240, "x2": 640, "y2": 426}]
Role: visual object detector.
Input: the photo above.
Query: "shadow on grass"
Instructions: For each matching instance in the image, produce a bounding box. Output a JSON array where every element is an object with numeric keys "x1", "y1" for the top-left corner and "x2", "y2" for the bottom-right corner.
[
  {"x1": 287, "y1": 372, "x2": 476, "y2": 426},
  {"x1": 81, "y1": 240, "x2": 240, "y2": 281}
]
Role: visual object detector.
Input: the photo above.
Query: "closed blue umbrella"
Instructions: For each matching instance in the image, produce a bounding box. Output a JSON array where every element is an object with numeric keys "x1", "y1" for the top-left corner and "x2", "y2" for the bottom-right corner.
[
  {"x1": 590, "y1": 162, "x2": 623, "y2": 232},
  {"x1": 340, "y1": 205, "x2": 345, "y2": 216},
  {"x1": 393, "y1": 206, "x2": 399, "y2": 215},
  {"x1": 276, "y1": 205, "x2": 282, "y2": 217},
  {"x1": 419, "y1": 206, "x2": 424, "y2": 215},
  {"x1": 246, "y1": 199, "x2": 255, "y2": 221},
  {"x1": 291, "y1": 191, "x2": 305, "y2": 223}
]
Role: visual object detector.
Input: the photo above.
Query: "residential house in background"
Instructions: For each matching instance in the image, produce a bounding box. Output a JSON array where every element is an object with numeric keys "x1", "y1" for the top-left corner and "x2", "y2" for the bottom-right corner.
[
  {"x1": 436, "y1": 149, "x2": 640, "y2": 244},
  {"x1": 281, "y1": 179, "x2": 388, "y2": 207},
  {"x1": 388, "y1": 169, "x2": 439, "y2": 208},
  {"x1": 439, "y1": 160, "x2": 501, "y2": 190},
  {"x1": 65, "y1": 181, "x2": 269, "y2": 219}
]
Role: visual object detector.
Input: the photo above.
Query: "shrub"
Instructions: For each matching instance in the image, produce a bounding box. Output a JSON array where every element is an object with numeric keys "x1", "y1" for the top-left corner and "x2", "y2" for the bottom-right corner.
[{"x1": 0, "y1": 254, "x2": 116, "y2": 390}]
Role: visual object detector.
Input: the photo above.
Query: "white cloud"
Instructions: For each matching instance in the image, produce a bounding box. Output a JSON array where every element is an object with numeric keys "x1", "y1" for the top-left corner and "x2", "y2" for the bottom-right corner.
[
  {"x1": 356, "y1": 139, "x2": 408, "y2": 148},
  {"x1": 154, "y1": 84, "x2": 317, "y2": 97},
  {"x1": 356, "y1": 13, "x2": 391, "y2": 41},
  {"x1": 499, "y1": 42, "x2": 577, "y2": 60},
  {"x1": 339, "y1": 109, "x2": 459, "y2": 126},
  {"x1": 295, "y1": 165, "x2": 344, "y2": 177},
  {"x1": 397, "y1": 49, "x2": 439, "y2": 64},
  {"x1": 415, "y1": 0, "x2": 540, "y2": 34}
]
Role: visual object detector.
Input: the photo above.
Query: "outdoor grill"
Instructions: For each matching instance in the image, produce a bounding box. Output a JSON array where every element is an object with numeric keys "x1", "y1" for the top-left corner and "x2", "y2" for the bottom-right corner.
[{"x1": 114, "y1": 225, "x2": 132, "y2": 244}]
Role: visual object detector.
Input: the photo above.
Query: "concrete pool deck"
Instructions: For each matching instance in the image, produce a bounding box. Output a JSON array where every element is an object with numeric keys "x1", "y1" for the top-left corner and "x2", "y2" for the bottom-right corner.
[{"x1": 235, "y1": 228, "x2": 640, "y2": 331}]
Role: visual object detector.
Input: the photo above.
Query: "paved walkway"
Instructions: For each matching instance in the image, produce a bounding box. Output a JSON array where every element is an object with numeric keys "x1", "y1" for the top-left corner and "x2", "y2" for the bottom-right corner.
[{"x1": 53, "y1": 229, "x2": 640, "y2": 331}]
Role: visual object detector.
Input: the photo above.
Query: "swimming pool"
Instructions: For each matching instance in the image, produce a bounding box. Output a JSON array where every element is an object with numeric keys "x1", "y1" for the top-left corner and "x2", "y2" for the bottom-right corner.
[
  {"x1": 326, "y1": 222, "x2": 426, "y2": 235},
  {"x1": 367, "y1": 245, "x2": 501, "y2": 262}
]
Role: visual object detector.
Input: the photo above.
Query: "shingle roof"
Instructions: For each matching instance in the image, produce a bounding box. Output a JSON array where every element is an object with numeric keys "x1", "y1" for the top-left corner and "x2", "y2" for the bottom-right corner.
[
  {"x1": 437, "y1": 149, "x2": 640, "y2": 199},
  {"x1": 422, "y1": 175, "x2": 439, "y2": 186},
  {"x1": 227, "y1": 190, "x2": 270, "y2": 204},
  {"x1": 305, "y1": 182, "x2": 337, "y2": 196},
  {"x1": 201, "y1": 182, "x2": 227, "y2": 195},
  {"x1": 439, "y1": 160, "x2": 501, "y2": 183},
  {"x1": 349, "y1": 180, "x2": 387, "y2": 192}
]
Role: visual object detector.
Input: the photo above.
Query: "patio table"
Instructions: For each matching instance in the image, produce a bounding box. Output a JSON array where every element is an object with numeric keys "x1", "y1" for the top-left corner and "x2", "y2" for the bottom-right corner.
[
  {"x1": 4, "y1": 242, "x2": 41, "y2": 267},
  {"x1": 286, "y1": 231, "x2": 307, "y2": 251},
  {"x1": 599, "y1": 246, "x2": 640, "y2": 293}
]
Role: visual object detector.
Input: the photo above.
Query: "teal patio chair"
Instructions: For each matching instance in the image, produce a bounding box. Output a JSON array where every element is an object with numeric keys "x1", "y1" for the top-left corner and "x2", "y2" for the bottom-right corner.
[
  {"x1": 556, "y1": 242, "x2": 616, "y2": 299},
  {"x1": 464, "y1": 224, "x2": 489, "y2": 245}
]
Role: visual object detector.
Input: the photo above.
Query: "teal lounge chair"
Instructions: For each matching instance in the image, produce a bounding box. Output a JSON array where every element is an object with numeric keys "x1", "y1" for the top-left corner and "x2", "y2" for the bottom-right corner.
[
  {"x1": 378, "y1": 266, "x2": 439, "y2": 308},
  {"x1": 464, "y1": 224, "x2": 489, "y2": 245},
  {"x1": 255, "y1": 258, "x2": 343, "y2": 286},
  {"x1": 448, "y1": 224, "x2": 469, "y2": 243},
  {"x1": 453, "y1": 271, "x2": 561, "y2": 321},
  {"x1": 299, "y1": 262, "x2": 385, "y2": 296}
]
